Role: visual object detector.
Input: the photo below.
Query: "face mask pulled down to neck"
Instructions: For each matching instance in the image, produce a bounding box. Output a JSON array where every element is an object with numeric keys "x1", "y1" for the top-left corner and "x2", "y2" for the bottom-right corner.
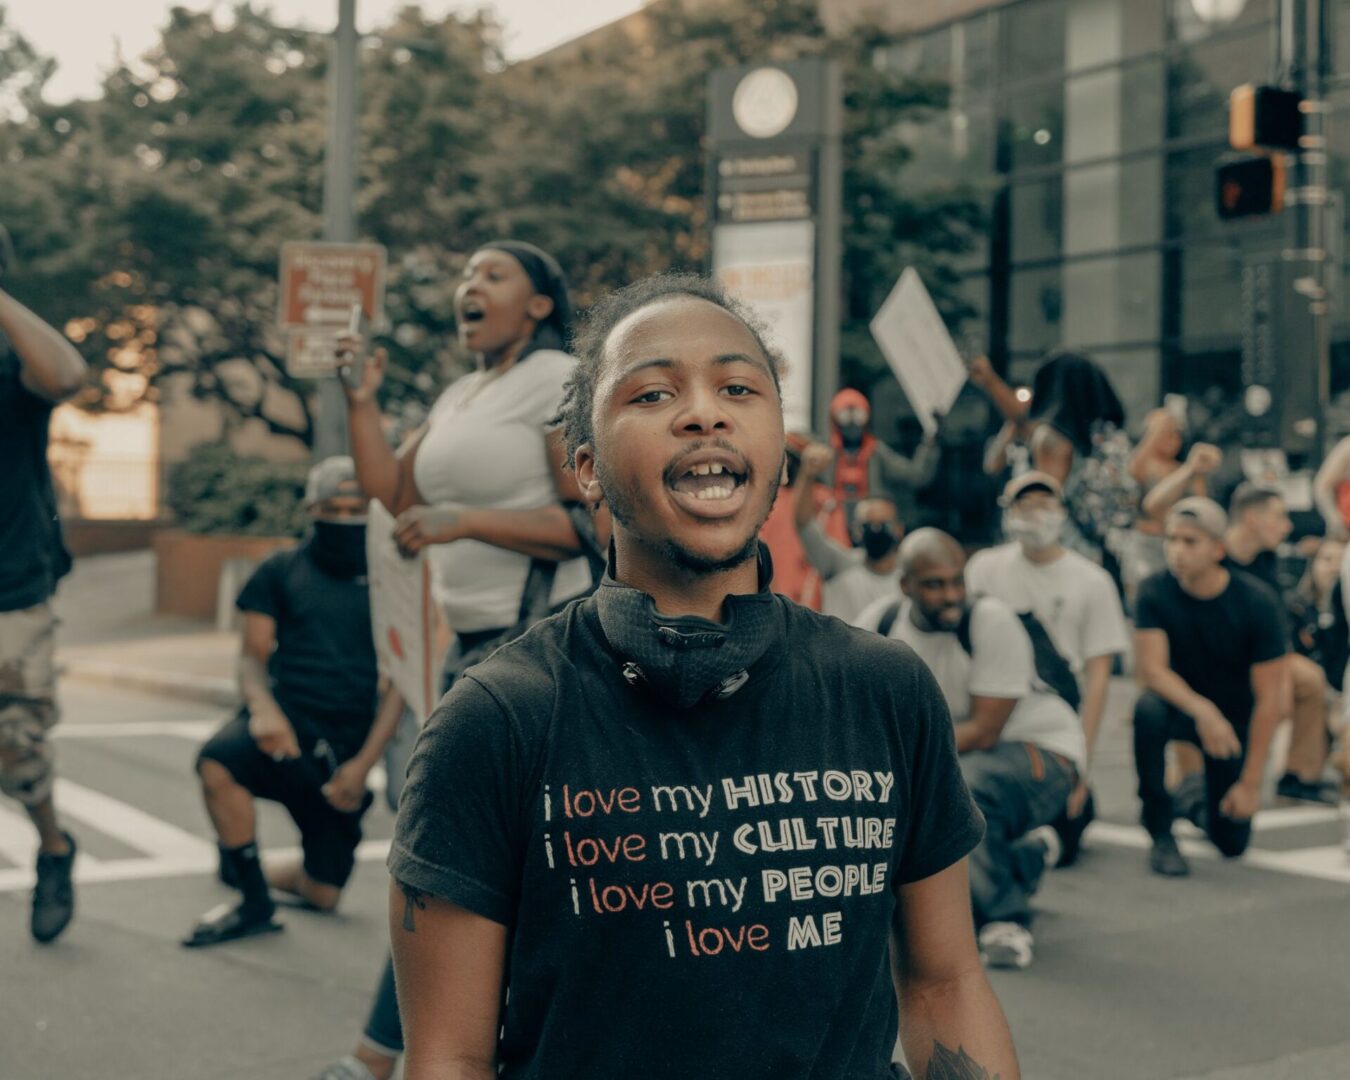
[
  {"x1": 1003, "y1": 506, "x2": 1066, "y2": 551},
  {"x1": 309, "y1": 520, "x2": 368, "y2": 579}
]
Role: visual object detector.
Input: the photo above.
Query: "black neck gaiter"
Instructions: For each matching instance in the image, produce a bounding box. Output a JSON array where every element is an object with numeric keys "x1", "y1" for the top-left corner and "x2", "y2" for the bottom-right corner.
[
  {"x1": 594, "y1": 543, "x2": 783, "y2": 709},
  {"x1": 307, "y1": 521, "x2": 368, "y2": 579}
]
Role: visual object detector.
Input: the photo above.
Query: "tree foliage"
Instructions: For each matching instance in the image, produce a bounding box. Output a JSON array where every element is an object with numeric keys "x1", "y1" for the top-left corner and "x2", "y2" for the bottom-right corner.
[{"x1": 0, "y1": 0, "x2": 981, "y2": 449}]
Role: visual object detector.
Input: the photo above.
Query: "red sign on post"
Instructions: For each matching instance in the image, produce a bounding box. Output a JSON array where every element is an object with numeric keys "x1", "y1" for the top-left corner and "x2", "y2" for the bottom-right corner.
[{"x1": 278, "y1": 241, "x2": 387, "y2": 330}]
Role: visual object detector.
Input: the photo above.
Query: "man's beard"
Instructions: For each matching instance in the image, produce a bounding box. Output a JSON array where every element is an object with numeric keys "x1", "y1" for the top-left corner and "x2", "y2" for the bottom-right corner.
[{"x1": 596, "y1": 454, "x2": 780, "y2": 576}]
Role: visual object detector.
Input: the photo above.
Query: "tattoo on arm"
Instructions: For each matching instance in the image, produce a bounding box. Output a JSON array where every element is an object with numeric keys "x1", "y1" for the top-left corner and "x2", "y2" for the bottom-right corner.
[
  {"x1": 399, "y1": 881, "x2": 427, "y2": 933},
  {"x1": 925, "y1": 1042, "x2": 999, "y2": 1080}
]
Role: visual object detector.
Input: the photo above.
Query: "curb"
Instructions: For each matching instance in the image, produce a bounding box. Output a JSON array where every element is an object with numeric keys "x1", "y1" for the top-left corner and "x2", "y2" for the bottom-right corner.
[{"x1": 60, "y1": 659, "x2": 239, "y2": 708}]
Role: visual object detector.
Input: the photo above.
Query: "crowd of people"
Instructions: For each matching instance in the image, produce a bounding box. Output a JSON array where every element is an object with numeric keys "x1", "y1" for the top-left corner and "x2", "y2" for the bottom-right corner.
[{"x1": 6, "y1": 233, "x2": 1350, "y2": 1079}]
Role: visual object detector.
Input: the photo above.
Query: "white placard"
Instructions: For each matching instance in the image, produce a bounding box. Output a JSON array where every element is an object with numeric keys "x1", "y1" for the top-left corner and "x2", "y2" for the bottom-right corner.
[
  {"x1": 365, "y1": 500, "x2": 439, "y2": 723},
  {"x1": 869, "y1": 267, "x2": 967, "y2": 436},
  {"x1": 713, "y1": 219, "x2": 815, "y2": 433}
]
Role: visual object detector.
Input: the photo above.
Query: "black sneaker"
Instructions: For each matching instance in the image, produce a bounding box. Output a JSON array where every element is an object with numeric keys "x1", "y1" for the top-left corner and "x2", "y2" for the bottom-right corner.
[
  {"x1": 1275, "y1": 772, "x2": 1338, "y2": 805},
  {"x1": 31, "y1": 832, "x2": 76, "y2": 943},
  {"x1": 1148, "y1": 835, "x2": 1189, "y2": 878},
  {"x1": 1172, "y1": 772, "x2": 1208, "y2": 829},
  {"x1": 182, "y1": 901, "x2": 282, "y2": 948}
]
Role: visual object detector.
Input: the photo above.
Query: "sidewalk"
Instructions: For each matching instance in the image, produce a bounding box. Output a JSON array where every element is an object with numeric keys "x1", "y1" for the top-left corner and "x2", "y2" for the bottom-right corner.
[{"x1": 53, "y1": 551, "x2": 239, "y2": 707}]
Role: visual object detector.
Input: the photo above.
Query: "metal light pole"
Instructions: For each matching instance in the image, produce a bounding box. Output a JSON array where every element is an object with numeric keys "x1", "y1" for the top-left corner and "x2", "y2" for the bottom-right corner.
[{"x1": 314, "y1": 0, "x2": 359, "y2": 460}]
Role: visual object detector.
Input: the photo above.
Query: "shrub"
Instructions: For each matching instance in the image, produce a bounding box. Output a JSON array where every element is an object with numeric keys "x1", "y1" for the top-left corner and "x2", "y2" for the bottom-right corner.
[{"x1": 166, "y1": 442, "x2": 309, "y2": 536}]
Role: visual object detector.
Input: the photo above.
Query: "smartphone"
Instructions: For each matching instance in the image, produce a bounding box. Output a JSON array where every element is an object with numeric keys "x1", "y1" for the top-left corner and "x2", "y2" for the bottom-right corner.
[{"x1": 339, "y1": 302, "x2": 369, "y2": 388}]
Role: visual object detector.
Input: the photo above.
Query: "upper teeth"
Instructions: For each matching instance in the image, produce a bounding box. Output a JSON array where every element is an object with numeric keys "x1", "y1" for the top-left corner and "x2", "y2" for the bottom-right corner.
[{"x1": 688, "y1": 463, "x2": 726, "y2": 476}]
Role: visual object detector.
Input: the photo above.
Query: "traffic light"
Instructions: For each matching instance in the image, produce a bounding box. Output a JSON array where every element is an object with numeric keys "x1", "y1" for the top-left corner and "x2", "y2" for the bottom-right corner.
[
  {"x1": 1216, "y1": 154, "x2": 1286, "y2": 220},
  {"x1": 1229, "y1": 84, "x2": 1303, "y2": 152}
]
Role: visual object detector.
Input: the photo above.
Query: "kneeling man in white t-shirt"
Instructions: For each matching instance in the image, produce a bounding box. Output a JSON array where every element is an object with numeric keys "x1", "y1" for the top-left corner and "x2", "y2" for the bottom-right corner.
[{"x1": 857, "y1": 529, "x2": 1084, "y2": 971}]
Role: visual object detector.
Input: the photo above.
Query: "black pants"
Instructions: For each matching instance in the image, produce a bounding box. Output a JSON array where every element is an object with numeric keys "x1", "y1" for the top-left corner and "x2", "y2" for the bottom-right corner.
[
  {"x1": 198, "y1": 711, "x2": 373, "y2": 887},
  {"x1": 1132, "y1": 691, "x2": 1252, "y2": 857}
]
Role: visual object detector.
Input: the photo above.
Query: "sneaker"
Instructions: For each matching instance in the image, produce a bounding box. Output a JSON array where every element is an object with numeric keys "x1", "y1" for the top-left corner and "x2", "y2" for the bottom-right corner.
[
  {"x1": 1275, "y1": 772, "x2": 1338, "y2": 805},
  {"x1": 311, "y1": 1056, "x2": 379, "y2": 1080},
  {"x1": 977, "y1": 921, "x2": 1033, "y2": 969},
  {"x1": 31, "y1": 832, "x2": 76, "y2": 944},
  {"x1": 1172, "y1": 772, "x2": 1207, "y2": 829},
  {"x1": 1026, "y1": 825, "x2": 1063, "y2": 871},
  {"x1": 1051, "y1": 789, "x2": 1095, "y2": 867},
  {"x1": 1148, "y1": 834, "x2": 1189, "y2": 877}
]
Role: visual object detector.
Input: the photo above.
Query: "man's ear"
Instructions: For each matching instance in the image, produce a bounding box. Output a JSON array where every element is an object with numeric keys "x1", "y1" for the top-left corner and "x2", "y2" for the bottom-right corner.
[
  {"x1": 574, "y1": 443, "x2": 604, "y2": 508},
  {"x1": 527, "y1": 294, "x2": 555, "y2": 324}
]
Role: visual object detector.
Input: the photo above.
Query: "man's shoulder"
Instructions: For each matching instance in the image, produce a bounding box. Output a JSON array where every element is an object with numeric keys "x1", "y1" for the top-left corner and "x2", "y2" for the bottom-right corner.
[
  {"x1": 1225, "y1": 567, "x2": 1283, "y2": 610},
  {"x1": 784, "y1": 599, "x2": 928, "y2": 679},
  {"x1": 1057, "y1": 548, "x2": 1117, "y2": 589},
  {"x1": 966, "y1": 543, "x2": 1017, "y2": 577}
]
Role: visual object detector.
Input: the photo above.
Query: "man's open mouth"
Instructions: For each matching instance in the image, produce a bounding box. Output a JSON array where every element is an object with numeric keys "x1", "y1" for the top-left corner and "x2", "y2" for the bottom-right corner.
[
  {"x1": 667, "y1": 455, "x2": 749, "y2": 504},
  {"x1": 460, "y1": 300, "x2": 486, "y2": 322}
]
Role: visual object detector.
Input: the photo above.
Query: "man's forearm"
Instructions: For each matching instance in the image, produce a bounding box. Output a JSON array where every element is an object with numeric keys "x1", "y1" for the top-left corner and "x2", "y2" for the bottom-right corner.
[
  {"x1": 1139, "y1": 665, "x2": 1210, "y2": 720},
  {"x1": 458, "y1": 504, "x2": 582, "y2": 561},
  {"x1": 0, "y1": 289, "x2": 86, "y2": 400},
  {"x1": 238, "y1": 655, "x2": 283, "y2": 717},
  {"x1": 899, "y1": 969, "x2": 1020, "y2": 1079},
  {"x1": 792, "y1": 472, "x2": 819, "y2": 530},
  {"x1": 1141, "y1": 464, "x2": 1196, "y2": 521},
  {"x1": 1240, "y1": 694, "x2": 1282, "y2": 788},
  {"x1": 1079, "y1": 658, "x2": 1112, "y2": 768},
  {"x1": 352, "y1": 687, "x2": 405, "y2": 768}
]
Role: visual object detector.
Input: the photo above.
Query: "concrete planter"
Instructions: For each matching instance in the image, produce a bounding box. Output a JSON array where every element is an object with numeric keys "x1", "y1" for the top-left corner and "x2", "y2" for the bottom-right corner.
[{"x1": 153, "y1": 530, "x2": 294, "y2": 619}]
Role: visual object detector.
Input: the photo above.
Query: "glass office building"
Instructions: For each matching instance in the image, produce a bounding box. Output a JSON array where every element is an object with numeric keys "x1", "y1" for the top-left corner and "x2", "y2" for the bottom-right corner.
[{"x1": 880, "y1": 0, "x2": 1350, "y2": 441}]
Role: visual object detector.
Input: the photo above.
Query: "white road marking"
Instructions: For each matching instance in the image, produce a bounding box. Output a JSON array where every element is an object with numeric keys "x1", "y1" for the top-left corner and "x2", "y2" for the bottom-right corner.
[
  {"x1": 0, "y1": 838, "x2": 391, "y2": 894},
  {"x1": 53, "y1": 721, "x2": 219, "y2": 740},
  {"x1": 1087, "y1": 822, "x2": 1350, "y2": 884}
]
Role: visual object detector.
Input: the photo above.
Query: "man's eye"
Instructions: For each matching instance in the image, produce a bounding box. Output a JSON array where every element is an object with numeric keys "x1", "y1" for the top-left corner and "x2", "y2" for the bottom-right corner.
[
  {"x1": 724, "y1": 384, "x2": 754, "y2": 397},
  {"x1": 633, "y1": 389, "x2": 670, "y2": 404}
]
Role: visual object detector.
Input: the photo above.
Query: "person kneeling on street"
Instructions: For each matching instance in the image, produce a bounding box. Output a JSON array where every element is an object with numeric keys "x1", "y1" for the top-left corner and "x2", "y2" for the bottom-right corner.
[
  {"x1": 1132, "y1": 498, "x2": 1287, "y2": 878},
  {"x1": 183, "y1": 457, "x2": 402, "y2": 947},
  {"x1": 856, "y1": 528, "x2": 1084, "y2": 971}
]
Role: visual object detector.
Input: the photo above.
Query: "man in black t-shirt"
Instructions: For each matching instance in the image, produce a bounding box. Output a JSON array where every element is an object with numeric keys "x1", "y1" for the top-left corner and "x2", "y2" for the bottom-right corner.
[
  {"x1": 388, "y1": 275, "x2": 1017, "y2": 1080},
  {"x1": 1133, "y1": 497, "x2": 1288, "y2": 878},
  {"x1": 0, "y1": 267, "x2": 87, "y2": 945},
  {"x1": 1223, "y1": 483, "x2": 1335, "y2": 803},
  {"x1": 184, "y1": 458, "x2": 402, "y2": 947}
]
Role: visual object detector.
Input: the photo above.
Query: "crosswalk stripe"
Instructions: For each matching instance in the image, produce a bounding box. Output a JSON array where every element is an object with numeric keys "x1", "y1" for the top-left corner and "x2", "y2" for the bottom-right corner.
[
  {"x1": 52, "y1": 721, "x2": 219, "y2": 740},
  {"x1": 0, "y1": 838, "x2": 390, "y2": 894},
  {"x1": 1086, "y1": 821, "x2": 1350, "y2": 883},
  {"x1": 50, "y1": 777, "x2": 214, "y2": 862}
]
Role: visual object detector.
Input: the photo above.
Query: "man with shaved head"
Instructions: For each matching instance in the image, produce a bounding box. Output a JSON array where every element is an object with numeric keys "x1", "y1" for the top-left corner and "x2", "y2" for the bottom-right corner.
[{"x1": 857, "y1": 528, "x2": 1084, "y2": 970}]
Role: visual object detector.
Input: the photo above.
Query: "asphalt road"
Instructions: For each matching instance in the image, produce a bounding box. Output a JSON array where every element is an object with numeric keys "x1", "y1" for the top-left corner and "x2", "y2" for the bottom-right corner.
[{"x1": 3, "y1": 681, "x2": 1349, "y2": 1079}]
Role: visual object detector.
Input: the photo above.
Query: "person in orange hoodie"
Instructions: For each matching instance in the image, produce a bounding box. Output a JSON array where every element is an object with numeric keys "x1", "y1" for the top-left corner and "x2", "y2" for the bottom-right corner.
[
  {"x1": 828, "y1": 388, "x2": 939, "y2": 530},
  {"x1": 758, "y1": 433, "x2": 826, "y2": 611}
]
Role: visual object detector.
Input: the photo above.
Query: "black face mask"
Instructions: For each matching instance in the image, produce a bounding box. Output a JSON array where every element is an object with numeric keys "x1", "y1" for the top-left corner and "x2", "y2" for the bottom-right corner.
[
  {"x1": 838, "y1": 422, "x2": 865, "y2": 453},
  {"x1": 308, "y1": 520, "x2": 368, "y2": 579},
  {"x1": 858, "y1": 523, "x2": 898, "y2": 561},
  {"x1": 593, "y1": 543, "x2": 784, "y2": 709}
]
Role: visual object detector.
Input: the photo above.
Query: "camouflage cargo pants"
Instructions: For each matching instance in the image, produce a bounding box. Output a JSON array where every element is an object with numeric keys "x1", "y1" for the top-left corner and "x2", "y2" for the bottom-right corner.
[{"x1": 0, "y1": 601, "x2": 58, "y2": 808}]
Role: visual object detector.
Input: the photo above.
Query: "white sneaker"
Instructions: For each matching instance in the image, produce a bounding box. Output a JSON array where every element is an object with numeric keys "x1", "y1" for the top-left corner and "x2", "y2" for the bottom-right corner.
[
  {"x1": 978, "y1": 921, "x2": 1034, "y2": 970},
  {"x1": 1027, "y1": 824, "x2": 1062, "y2": 870}
]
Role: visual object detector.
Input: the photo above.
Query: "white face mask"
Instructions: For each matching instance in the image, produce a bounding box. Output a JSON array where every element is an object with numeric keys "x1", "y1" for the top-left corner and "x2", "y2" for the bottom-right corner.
[{"x1": 1004, "y1": 506, "x2": 1066, "y2": 550}]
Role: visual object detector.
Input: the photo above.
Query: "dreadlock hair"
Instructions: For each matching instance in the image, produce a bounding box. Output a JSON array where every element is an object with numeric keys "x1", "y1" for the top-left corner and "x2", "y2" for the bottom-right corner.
[{"x1": 556, "y1": 272, "x2": 785, "y2": 469}]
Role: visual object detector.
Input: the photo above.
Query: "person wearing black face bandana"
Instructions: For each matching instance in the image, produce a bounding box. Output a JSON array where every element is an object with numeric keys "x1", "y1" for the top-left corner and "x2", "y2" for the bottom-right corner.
[
  {"x1": 183, "y1": 457, "x2": 405, "y2": 948},
  {"x1": 791, "y1": 440, "x2": 904, "y2": 624}
]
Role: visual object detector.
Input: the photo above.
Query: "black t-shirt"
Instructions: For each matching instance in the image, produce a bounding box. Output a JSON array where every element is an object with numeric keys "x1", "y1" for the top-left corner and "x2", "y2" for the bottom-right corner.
[
  {"x1": 1222, "y1": 550, "x2": 1280, "y2": 595},
  {"x1": 1135, "y1": 569, "x2": 1288, "y2": 727},
  {"x1": 390, "y1": 595, "x2": 984, "y2": 1080},
  {"x1": 0, "y1": 346, "x2": 73, "y2": 612},
  {"x1": 235, "y1": 543, "x2": 379, "y2": 756}
]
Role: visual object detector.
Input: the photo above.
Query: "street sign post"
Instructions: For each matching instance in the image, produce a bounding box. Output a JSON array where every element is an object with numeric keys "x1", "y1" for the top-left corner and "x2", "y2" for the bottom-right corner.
[
  {"x1": 278, "y1": 241, "x2": 386, "y2": 379},
  {"x1": 707, "y1": 58, "x2": 841, "y2": 436}
]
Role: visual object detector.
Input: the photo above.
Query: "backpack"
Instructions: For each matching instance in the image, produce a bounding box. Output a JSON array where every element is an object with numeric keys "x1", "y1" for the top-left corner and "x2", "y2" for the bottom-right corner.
[{"x1": 874, "y1": 597, "x2": 1081, "y2": 712}]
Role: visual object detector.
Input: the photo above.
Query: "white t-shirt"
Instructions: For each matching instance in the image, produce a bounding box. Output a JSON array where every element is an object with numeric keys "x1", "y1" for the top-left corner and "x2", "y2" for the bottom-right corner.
[
  {"x1": 798, "y1": 520, "x2": 901, "y2": 624},
  {"x1": 855, "y1": 595, "x2": 1087, "y2": 771},
  {"x1": 412, "y1": 349, "x2": 591, "y2": 633},
  {"x1": 965, "y1": 543, "x2": 1128, "y2": 672}
]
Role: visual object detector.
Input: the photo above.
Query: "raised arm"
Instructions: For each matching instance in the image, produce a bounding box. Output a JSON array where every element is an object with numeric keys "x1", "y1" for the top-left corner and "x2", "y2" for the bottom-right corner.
[
  {"x1": 892, "y1": 860, "x2": 1019, "y2": 1079},
  {"x1": 1141, "y1": 444, "x2": 1221, "y2": 522},
  {"x1": 0, "y1": 288, "x2": 86, "y2": 402},
  {"x1": 337, "y1": 335, "x2": 428, "y2": 516},
  {"x1": 1314, "y1": 436, "x2": 1350, "y2": 541},
  {"x1": 391, "y1": 882, "x2": 508, "y2": 1080},
  {"x1": 967, "y1": 355, "x2": 1028, "y2": 425},
  {"x1": 874, "y1": 436, "x2": 939, "y2": 490}
]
